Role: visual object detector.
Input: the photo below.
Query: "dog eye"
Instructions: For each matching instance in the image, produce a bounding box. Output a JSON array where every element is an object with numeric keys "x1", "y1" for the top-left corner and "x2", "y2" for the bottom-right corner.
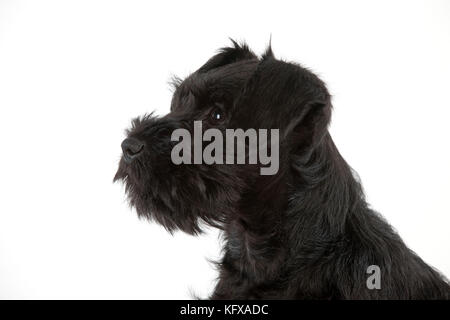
[
  {"x1": 212, "y1": 109, "x2": 222, "y2": 121},
  {"x1": 210, "y1": 104, "x2": 225, "y2": 123}
]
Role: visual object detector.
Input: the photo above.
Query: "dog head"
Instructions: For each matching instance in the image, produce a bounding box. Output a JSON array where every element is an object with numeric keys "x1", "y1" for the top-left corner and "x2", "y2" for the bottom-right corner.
[{"x1": 114, "y1": 41, "x2": 332, "y2": 234}]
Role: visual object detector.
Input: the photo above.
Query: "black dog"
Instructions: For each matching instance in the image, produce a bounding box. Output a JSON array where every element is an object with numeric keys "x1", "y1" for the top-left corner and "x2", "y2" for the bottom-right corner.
[{"x1": 114, "y1": 41, "x2": 450, "y2": 299}]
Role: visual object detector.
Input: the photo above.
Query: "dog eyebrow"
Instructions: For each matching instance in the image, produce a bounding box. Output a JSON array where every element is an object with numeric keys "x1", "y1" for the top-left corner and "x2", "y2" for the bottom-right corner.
[{"x1": 171, "y1": 58, "x2": 259, "y2": 113}]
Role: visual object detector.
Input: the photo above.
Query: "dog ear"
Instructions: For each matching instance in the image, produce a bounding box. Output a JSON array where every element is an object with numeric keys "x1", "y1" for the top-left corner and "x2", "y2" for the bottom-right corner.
[
  {"x1": 288, "y1": 100, "x2": 332, "y2": 157},
  {"x1": 231, "y1": 57, "x2": 331, "y2": 157},
  {"x1": 198, "y1": 39, "x2": 257, "y2": 73}
]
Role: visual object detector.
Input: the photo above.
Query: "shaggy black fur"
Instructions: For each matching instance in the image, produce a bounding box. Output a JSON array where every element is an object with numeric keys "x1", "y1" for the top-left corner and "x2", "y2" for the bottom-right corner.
[{"x1": 114, "y1": 40, "x2": 450, "y2": 299}]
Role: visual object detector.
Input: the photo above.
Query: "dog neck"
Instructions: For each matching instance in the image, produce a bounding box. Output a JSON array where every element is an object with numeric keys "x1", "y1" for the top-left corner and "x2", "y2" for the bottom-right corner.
[
  {"x1": 222, "y1": 133, "x2": 368, "y2": 286},
  {"x1": 288, "y1": 134, "x2": 368, "y2": 236}
]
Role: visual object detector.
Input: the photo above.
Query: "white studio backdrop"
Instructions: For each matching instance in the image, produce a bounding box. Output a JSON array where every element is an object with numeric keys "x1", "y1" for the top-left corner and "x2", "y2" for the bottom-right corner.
[{"x1": 0, "y1": 0, "x2": 449, "y2": 299}]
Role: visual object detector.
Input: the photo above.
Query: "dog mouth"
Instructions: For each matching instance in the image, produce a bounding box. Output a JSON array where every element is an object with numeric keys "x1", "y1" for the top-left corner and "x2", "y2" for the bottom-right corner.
[
  {"x1": 113, "y1": 160, "x2": 156, "y2": 218},
  {"x1": 113, "y1": 164, "x2": 126, "y2": 183},
  {"x1": 113, "y1": 157, "x2": 142, "y2": 185},
  {"x1": 113, "y1": 156, "x2": 139, "y2": 187}
]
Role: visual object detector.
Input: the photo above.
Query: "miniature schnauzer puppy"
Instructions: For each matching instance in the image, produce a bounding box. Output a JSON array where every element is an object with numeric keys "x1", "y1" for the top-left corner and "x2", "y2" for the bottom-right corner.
[{"x1": 114, "y1": 41, "x2": 450, "y2": 299}]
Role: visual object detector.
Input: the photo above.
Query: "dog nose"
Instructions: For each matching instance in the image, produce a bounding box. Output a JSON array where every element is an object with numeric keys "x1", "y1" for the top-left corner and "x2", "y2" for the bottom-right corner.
[{"x1": 121, "y1": 138, "x2": 144, "y2": 163}]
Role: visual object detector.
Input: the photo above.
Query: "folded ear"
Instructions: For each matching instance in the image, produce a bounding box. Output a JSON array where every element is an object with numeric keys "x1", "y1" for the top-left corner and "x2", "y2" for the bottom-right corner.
[
  {"x1": 287, "y1": 100, "x2": 332, "y2": 157},
  {"x1": 231, "y1": 58, "x2": 331, "y2": 157},
  {"x1": 198, "y1": 39, "x2": 257, "y2": 73}
]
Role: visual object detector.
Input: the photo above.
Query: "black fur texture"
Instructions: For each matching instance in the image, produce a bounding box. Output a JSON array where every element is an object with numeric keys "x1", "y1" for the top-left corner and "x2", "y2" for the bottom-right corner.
[{"x1": 114, "y1": 40, "x2": 450, "y2": 299}]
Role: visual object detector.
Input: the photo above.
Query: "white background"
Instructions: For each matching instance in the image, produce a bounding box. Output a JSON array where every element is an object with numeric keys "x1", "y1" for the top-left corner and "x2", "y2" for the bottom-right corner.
[{"x1": 0, "y1": 0, "x2": 449, "y2": 299}]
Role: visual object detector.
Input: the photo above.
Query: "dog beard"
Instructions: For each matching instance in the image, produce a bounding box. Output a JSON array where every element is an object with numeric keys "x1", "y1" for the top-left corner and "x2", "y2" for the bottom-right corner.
[{"x1": 114, "y1": 114, "x2": 250, "y2": 235}]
